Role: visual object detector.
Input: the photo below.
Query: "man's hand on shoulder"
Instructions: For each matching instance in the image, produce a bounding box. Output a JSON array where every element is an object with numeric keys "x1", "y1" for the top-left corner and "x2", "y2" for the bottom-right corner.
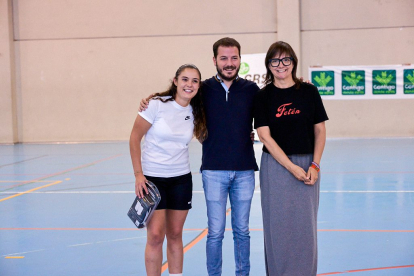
[
  {"x1": 139, "y1": 94, "x2": 155, "y2": 112},
  {"x1": 299, "y1": 77, "x2": 313, "y2": 85}
]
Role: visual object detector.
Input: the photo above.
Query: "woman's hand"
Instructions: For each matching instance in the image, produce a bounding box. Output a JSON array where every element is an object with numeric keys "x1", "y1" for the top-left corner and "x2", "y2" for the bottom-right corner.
[
  {"x1": 304, "y1": 166, "x2": 318, "y2": 185},
  {"x1": 257, "y1": 127, "x2": 310, "y2": 183},
  {"x1": 288, "y1": 164, "x2": 310, "y2": 182},
  {"x1": 135, "y1": 173, "x2": 148, "y2": 198}
]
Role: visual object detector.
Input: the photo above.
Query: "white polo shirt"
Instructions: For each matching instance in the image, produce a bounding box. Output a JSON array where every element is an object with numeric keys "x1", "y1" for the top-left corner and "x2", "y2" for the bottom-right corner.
[{"x1": 138, "y1": 97, "x2": 194, "y2": 177}]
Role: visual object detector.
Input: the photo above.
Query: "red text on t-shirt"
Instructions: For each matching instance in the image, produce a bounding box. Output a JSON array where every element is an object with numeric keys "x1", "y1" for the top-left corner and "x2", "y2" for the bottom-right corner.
[{"x1": 276, "y1": 103, "x2": 301, "y2": 118}]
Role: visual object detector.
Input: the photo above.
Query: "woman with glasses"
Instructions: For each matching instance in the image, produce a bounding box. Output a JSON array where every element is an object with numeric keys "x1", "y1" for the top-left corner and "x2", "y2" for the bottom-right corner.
[
  {"x1": 253, "y1": 41, "x2": 328, "y2": 276},
  {"x1": 130, "y1": 64, "x2": 207, "y2": 276}
]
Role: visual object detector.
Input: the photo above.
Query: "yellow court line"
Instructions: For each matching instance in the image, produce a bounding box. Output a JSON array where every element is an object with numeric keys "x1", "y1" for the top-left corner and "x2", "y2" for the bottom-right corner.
[
  {"x1": 5, "y1": 256, "x2": 24, "y2": 259},
  {"x1": 0, "y1": 181, "x2": 62, "y2": 202},
  {"x1": 161, "y1": 208, "x2": 232, "y2": 273}
]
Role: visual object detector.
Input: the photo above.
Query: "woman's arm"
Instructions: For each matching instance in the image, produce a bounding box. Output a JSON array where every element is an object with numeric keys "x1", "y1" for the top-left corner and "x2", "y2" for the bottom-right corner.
[
  {"x1": 256, "y1": 126, "x2": 309, "y2": 182},
  {"x1": 129, "y1": 115, "x2": 152, "y2": 198},
  {"x1": 305, "y1": 121, "x2": 326, "y2": 185}
]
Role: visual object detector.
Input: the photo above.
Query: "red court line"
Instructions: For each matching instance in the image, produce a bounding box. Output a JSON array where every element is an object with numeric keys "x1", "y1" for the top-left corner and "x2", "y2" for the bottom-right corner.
[
  {"x1": 0, "y1": 228, "x2": 141, "y2": 231},
  {"x1": 323, "y1": 171, "x2": 414, "y2": 174},
  {"x1": 1, "y1": 154, "x2": 123, "y2": 191},
  {"x1": 0, "y1": 170, "x2": 198, "y2": 176},
  {"x1": 0, "y1": 174, "x2": 55, "y2": 176},
  {"x1": 318, "y1": 229, "x2": 414, "y2": 233},
  {"x1": 317, "y1": 264, "x2": 414, "y2": 275},
  {"x1": 1, "y1": 228, "x2": 413, "y2": 232}
]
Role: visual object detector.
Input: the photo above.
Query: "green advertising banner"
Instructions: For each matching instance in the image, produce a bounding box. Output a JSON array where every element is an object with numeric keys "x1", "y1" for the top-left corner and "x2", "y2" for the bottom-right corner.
[
  {"x1": 311, "y1": 71, "x2": 335, "y2": 95},
  {"x1": 342, "y1": 71, "x2": 365, "y2": 95},
  {"x1": 372, "y1": 70, "x2": 396, "y2": 94},
  {"x1": 308, "y1": 64, "x2": 414, "y2": 100},
  {"x1": 404, "y1": 69, "x2": 414, "y2": 94}
]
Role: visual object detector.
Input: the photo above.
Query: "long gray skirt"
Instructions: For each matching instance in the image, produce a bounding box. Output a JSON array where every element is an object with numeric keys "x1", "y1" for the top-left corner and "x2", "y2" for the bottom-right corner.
[{"x1": 260, "y1": 152, "x2": 319, "y2": 276}]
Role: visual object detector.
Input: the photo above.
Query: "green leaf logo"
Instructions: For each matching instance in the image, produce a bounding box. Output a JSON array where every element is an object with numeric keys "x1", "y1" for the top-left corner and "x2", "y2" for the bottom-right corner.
[
  {"x1": 404, "y1": 69, "x2": 414, "y2": 94},
  {"x1": 372, "y1": 70, "x2": 396, "y2": 95},
  {"x1": 312, "y1": 71, "x2": 335, "y2": 95},
  {"x1": 375, "y1": 71, "x2": 393, "y2": 85},
  {"x1": 342, "y1": 70, "x2": 365, "y2": 95},
  {"x1": 239, "y1": 62, "x2": 250, "y2": 75},
  {"x1": 407, "y1": 73, "x2": 414, "y2": 85},
  {"x1": 344, "y1": 72, "x2": 362, "y2": 86},
  {"x1": 314, "y1": 72, "x2": 332, "y2": 87}
]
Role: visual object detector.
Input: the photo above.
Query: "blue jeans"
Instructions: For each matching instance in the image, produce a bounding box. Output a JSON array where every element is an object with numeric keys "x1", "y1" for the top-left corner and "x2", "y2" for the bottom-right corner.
[{"x1": 202, "y1": 170, "x2": 255, "y2": 276}]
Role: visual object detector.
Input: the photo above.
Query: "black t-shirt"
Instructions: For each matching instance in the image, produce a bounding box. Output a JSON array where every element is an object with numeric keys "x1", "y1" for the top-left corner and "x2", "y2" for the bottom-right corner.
[{"x1": 253, "y1": 82, "x2": 328, "y2": 155}]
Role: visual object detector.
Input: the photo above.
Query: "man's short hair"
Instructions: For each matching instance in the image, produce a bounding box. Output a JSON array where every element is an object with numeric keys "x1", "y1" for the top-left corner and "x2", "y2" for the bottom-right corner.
[{"x1": 213, "y1": 37, "x2": 241, "y2": 58}]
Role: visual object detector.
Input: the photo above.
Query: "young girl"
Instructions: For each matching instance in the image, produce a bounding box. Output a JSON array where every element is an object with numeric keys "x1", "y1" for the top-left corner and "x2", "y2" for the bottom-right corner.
[{"x1": 129, "y1": 64, "x2": 206, "y2": 276}]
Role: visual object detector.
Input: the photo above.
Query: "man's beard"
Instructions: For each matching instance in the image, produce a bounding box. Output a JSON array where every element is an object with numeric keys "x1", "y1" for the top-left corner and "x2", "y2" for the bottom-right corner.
[{"x1": 216, "y1": 65, "x2": 240, "y2": 82}]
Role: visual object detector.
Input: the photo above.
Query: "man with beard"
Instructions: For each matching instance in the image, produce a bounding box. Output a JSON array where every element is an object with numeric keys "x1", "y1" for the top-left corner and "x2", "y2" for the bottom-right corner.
[{"x1": 201, "y1": 37, "x2": 259, "y2": 276}]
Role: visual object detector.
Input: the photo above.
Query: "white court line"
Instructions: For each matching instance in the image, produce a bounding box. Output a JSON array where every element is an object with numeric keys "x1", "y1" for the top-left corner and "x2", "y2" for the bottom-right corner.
[
  {"x1": 2, "y1": 236, "x2": 148, "y2": 257},
  {"x1": 68, "y1": 243, "x2": 94, "y2": 247},
  {"x1": 71, "y1": 230, "x2": 197, "y2": 248},
  {"x1": 95, "y1": 237, "x2": 145, "y2": 244},
  {"x1": 1, "y1": 190, "x2": 414, "y2": 194},
  {"x1": 2, "y1": 249, "x2": 45, "y2": 257}
]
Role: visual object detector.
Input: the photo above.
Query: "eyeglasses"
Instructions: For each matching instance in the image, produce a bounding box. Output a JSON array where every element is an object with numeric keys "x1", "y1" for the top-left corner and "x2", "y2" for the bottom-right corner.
[{"x1": 268, "y1": 57, "x2": 293, "y2": 67}]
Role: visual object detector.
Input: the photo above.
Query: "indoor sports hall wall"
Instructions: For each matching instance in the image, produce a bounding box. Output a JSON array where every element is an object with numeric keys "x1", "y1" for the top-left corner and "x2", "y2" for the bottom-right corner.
[{"x1": 1, "y1": 0, "x2": 413, "y2": 143}]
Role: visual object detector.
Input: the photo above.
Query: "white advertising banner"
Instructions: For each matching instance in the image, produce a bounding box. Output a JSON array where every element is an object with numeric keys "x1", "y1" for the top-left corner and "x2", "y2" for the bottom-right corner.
[
  {"x1": 240, "y1": 53, "x2": 267, "y2": 88},
  {"x1": 240, "y1": 53, "x2": 414, "y2": 100}
]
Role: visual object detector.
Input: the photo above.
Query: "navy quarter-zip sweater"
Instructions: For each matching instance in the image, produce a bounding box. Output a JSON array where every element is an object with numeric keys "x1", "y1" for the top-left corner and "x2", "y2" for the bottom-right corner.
[{"x1": 201, "y1": 76, "x2": 259, "y2": 171}]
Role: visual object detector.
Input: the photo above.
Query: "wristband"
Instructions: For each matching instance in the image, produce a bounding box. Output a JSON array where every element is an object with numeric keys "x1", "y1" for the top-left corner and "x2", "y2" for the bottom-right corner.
[
  {"x1": 134, "y1": 171, "x2": 143, "y2": 176},
  {"x1": 311, "y1": 161, "x2": 320, "y2": 169},
  {"x1": 310, "y1": 162, "x2": 320, "y2": 172}
]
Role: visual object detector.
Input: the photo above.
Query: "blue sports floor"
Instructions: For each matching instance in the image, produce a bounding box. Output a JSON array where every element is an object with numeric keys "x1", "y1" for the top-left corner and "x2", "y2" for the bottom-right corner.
[{"x1": 1, "y1": 138, "x2": 413, "y2": 276}]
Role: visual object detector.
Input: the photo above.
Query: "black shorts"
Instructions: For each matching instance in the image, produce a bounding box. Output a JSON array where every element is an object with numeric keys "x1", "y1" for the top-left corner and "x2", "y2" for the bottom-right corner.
[{"x1": 145, "y1": 172, "x2": 192, "y2": 210}]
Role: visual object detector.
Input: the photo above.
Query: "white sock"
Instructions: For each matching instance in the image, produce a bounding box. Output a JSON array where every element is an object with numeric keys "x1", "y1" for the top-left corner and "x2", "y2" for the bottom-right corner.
[{"x1": 169, "y1": 274, "x2": 183, "y2": 276}]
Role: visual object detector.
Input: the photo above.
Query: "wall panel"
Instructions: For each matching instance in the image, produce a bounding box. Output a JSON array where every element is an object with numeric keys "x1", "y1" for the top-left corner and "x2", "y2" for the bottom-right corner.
[
  {"x1": 324, "y1": 99, "x2": 414, "y2": 138},
  {"x1": 301, "y1": 27, "x2": 414, "y2": 70},
  {"x1": 0, "y1": 0, "x2": 17, "y2": 143},
  {"x1": 301, "y1": 0, "x2": 414, "y2": 30},
  {"x1": 13, "y1": 0, "x2": 277, "y2": 40},
  {"x1": 16, "y1": 33, "x2": 277, "y2": 142}
]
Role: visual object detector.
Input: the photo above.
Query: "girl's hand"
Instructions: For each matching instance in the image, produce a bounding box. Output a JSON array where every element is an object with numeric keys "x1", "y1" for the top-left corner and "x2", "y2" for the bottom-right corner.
[{"x1": 135, "y1": 174, "x2": 148, "y2": 198}]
